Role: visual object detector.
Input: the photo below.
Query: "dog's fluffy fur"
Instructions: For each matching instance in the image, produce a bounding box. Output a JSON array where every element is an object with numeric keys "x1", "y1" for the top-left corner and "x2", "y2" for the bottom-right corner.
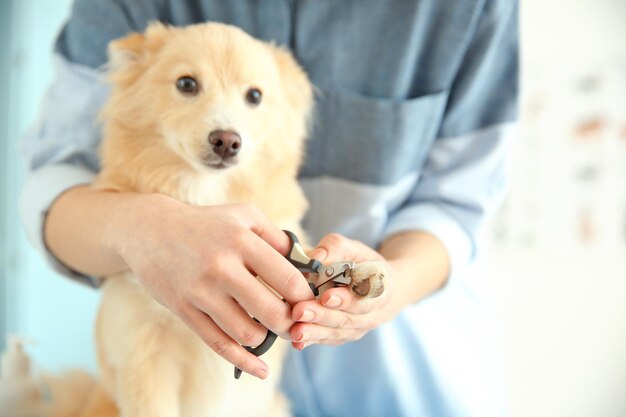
[
  {"x1": 87, "y1": 22, "x2": 313, "y2": 417},
  {"x1": 43, "y1": 22, "x2": 385, "y2": 417}
]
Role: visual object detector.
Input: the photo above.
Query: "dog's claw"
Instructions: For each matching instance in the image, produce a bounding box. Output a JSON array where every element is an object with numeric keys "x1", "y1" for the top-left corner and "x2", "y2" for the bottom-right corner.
[{"x1": 352, "y1": 279, "x2": 370, "y2": 297}]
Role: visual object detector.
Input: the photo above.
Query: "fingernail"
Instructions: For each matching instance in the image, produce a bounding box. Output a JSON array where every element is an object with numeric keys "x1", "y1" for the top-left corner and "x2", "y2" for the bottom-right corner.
[
  {"x1": 324, "y1": 295, "x2": 341, "y2": 308},
  {"x1": 297, "y1": 331, "x2": 309, "y2": 342},
  {"x1": 299, "y1": 309, "x2": 315, "y2": 322},
  {"x1": 255, "y1": 367, "x2": 269, "y2": 379}
]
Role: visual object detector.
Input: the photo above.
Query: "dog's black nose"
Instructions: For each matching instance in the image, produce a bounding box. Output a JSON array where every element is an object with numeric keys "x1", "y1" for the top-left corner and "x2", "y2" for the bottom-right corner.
[{"x1": 208, "y1": 130, "x2": 242, "y2": 159}]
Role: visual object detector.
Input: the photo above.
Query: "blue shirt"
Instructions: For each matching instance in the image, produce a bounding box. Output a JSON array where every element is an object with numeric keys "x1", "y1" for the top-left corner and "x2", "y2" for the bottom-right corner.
[{"x1": 19, "y1": 1, "x2": 518, "y2": 416}]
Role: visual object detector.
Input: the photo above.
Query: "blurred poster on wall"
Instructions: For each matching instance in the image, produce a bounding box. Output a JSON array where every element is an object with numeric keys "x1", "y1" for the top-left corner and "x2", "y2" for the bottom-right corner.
[{"x1": 493, "y1": 64, "x2": 626, "y2": 254}]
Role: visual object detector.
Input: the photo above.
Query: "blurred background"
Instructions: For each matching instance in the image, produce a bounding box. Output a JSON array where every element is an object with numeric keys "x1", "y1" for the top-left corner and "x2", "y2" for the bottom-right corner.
[{"x1": 0, "y1": 1, "x2": 624, "y2": 416}]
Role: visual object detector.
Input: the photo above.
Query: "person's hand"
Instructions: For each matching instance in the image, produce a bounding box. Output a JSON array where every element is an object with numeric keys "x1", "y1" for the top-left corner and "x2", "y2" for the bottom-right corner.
[
  {"x1": 289, "y1": 233, "x2": 395, "y2": 349},
  {"x1": 112, "y1": 194, "x2": 314, "y2": 378}
]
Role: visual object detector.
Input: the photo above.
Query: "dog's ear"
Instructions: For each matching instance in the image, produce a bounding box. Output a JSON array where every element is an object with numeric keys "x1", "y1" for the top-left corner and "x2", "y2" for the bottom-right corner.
[
  {"x1": 143, "y1": 21, "x2": 171, "y2": 49},
  {"x1": 107, "y1": 22, "x2": 171, "y2": 85},
  {"x1": 271, "y1": 46, "x2": 314, "y2": 121},
  {"x1": 108, "y1": 32, "x2": 145, "y2": 70}
]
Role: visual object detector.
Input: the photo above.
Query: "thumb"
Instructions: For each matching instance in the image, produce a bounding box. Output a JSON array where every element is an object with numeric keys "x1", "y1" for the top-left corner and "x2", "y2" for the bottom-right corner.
[
  {"x1": 308, "y1": 246, "x2": 328, "y2": 262},
  {"x1": 309, "y1": 233, "x2": 356, "y2": 264}
]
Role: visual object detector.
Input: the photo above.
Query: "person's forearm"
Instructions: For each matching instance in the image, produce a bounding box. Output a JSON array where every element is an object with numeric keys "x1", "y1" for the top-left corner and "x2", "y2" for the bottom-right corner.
[
  {"x1": 44, "y1": 185, "x2": 141, "y2": 277},
  {"x1": 378, "y1": 230, "x2": 450, "y2": 312}
]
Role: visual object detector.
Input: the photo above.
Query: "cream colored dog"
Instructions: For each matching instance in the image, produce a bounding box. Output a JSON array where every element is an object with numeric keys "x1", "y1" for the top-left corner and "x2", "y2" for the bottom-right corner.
[{"x1": 60, "y1": 22, "x2": 386, "y2": 417}]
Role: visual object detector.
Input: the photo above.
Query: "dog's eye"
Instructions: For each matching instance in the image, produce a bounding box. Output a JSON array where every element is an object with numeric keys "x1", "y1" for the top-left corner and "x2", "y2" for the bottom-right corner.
[
  {"x1": 176, "y1": 76, "x2": 199, "y2": 95},
  {"x1": 245, "y1": 88, "x2": 262, "y2": 106}
]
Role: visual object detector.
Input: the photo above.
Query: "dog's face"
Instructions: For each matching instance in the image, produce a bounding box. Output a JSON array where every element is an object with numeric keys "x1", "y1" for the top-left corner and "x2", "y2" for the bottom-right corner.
[{"x1": 104, "y1": 22, "x2": 312, "y2": 174}]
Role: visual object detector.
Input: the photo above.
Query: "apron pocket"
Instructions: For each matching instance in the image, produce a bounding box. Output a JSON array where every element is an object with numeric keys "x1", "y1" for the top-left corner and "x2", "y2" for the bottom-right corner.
[{"x1": 300, "y1": 88, "x2": 449, "y2": 185}]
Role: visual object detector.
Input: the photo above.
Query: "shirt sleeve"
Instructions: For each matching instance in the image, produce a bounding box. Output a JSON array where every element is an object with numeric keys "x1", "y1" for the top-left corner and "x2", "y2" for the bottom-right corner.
[
  {"x1": 18, "y1": 55, "x2": 109, "y2": 286},
  {"x1": 18, "y1": 0, "x2": 139, "y2": 285},
  {"x1": 383, "y1": 0, "x2": 519, "y2": 278}
]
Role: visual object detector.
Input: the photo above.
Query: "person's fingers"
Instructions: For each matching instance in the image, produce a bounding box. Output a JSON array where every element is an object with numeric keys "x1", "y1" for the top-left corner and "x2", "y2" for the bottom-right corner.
[
  {"x1": 307, "y1": 246, "x2": 327, "y2": 263},
  {"x1": 190, "y1": 260, "x2": 295, "y2": 338},
  {"x1": 191, "y1": 294, "x2": 269, "y2": 348},
  {"x1": 320, "y1": 286, "x2": 377, "y2": 314},
  {"x1": 290, "y1": 321, "x2": 365, "y2": 345},
  {"x1": 227, "y1": 270, "x2": 295, "y2": 338},
  {"x1": 234, "y1": 204, "x2": 293, "y2": 257},
  {"x1": 242, "y1": 232, "x2": 315, "y2": 305},
  {"x1": 178, "y1": 304, "x2": 270, "y2": 379},
  {"x1": 291, "y1": 287, "x2": 378, "y2": 316},
  {"x1": 309, "y1": 233, "x2": 353, "y2": 264},
  {"x1": 310, "y1": 233, "x2": 385, "y2": 264},
  {"x1": 291, "y1": 300, "x2": 366, "y2": 330}
]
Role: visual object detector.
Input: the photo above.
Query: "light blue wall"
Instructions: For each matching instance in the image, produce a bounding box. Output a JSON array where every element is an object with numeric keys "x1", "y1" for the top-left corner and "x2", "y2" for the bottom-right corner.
[
  {"x1": 1, "y1": 0, "x2": 99, "y2": 373},
  {"x1": 0, "y1": 0, "x2": 12, "y2": 350}
]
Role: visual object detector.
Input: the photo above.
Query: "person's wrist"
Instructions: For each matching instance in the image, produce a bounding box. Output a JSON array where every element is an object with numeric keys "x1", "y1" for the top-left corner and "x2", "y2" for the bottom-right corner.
[{"x1": 105, "y1": 192, "x2": 176, "y2": 261}]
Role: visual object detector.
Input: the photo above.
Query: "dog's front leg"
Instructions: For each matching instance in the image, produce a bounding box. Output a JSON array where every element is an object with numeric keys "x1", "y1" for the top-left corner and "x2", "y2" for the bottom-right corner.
[{"x1": 97, "y1": 276, "x2": 187, "y2": 417}]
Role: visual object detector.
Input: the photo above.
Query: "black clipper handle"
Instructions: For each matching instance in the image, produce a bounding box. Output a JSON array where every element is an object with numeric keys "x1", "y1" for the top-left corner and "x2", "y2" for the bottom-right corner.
[{"x1": 234, "y1": 328, "x2": 278, "y2": 379}]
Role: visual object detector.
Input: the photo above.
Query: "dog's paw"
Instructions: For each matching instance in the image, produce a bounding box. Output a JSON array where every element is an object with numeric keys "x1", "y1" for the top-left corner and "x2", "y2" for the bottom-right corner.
[{"x1": 348, "y1": 261, "x2": 388, "y2": 299}]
